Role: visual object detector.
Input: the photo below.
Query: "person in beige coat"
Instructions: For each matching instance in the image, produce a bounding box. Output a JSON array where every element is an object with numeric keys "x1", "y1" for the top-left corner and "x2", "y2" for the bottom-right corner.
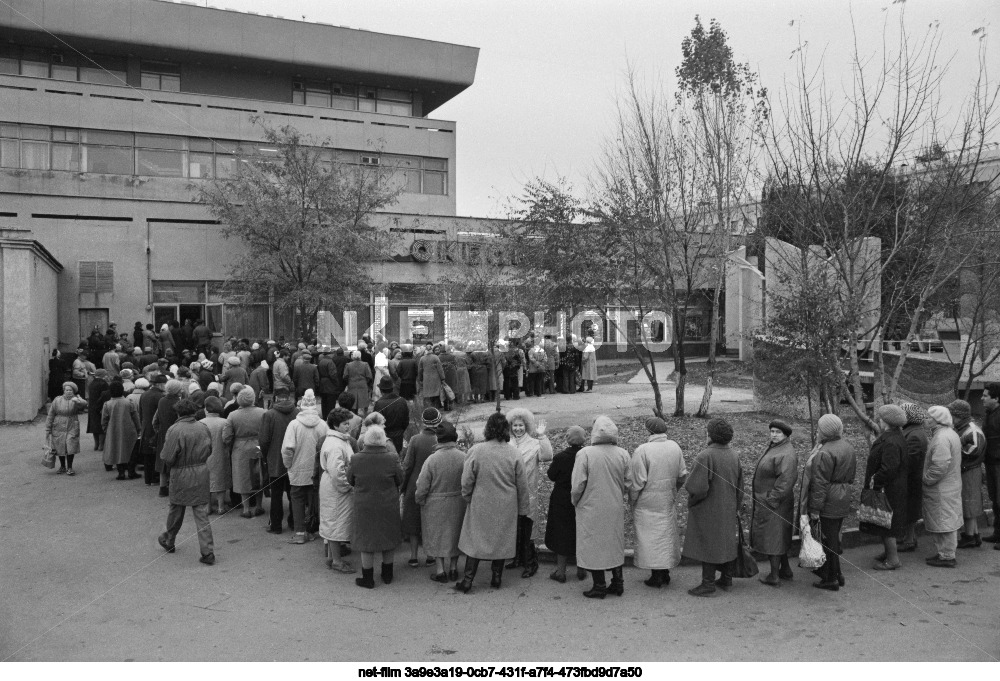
[{"x1": 923, "y1": 406, "x2": 964, "y2": 567}]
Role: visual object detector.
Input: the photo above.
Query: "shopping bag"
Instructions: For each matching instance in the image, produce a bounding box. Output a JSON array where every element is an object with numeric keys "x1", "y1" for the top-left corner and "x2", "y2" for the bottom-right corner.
[
  {"x1": 798, "y1": 516, "x2": 826, "y2": 569},
  {"x1": 858, "y1": 480, "x2": 893, "y2": 530},
  {"x1": 441, "y1": 382, "x2": 456, "y2": 401},
  {"x1": 42, "y1": 448, "x2": 56, "y2": 469},
  {"x1": 730, "y1": 515, "x2": 760, "y2": 578}
]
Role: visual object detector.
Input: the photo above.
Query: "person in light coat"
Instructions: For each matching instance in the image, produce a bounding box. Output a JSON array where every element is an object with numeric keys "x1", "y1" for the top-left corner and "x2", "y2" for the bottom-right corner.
[
  {"x1": 199, "y1": 396, "x2": 232, "y2": 514},
  {"x1": 629, "y1": 417, "x2": 687, "y2": 589},
  {"x1": 343, "y1": 350, "x2": 374, "y2": 415},
  {"x1": 45, "y1": 382, "x2": 88, "y2": 475},
  {"x1": 319, "y1": 407, "x2": 357, "y2": 574},
  {"x1": 923, "y1": 405, "x2": 964, "y2": 567},
  {"x1": 281, "y1": 389, "x2": 328, "y2": 544},
  {"x1": 750, "y1": 419, "x2": 797, "y2": 586},
  {"x1": 505, "y1": 407, "x2": 553, "y2": 578},
  {"x1": 572, "y1": 415, "x2": 631, "y2": 599},
  {"x1": 225, "y1": 387, "x2": 266, "y2": 518},
  {"x1": 455, "y1": 412, "x2": 529, "y2": 594},
  {"x1": 101, "y1": 381, "x2": 141, "y2": 479},
  {"x1": 579, "y1": 337, "x2": 597, "y2": 392},
  {"x1": 417, "y1": 347, "x2": 446, "y2": 408},
  {"x1": 416, "y1": 421, "x2": 468, "y2": 583}
]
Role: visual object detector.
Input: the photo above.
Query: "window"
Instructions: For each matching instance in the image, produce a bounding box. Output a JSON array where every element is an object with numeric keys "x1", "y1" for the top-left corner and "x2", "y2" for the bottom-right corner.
[
  {"x1": 291, "y1": 79, "x2": 414, "y2": 116},
  {"x1": 50, "y1": 63, "x2": 77, "y2": 81},
  {"x1": 19, "y1": 60, "x2": 48, "y2": 78},
  {"x1": 140, "y1": 61, "x2": 180, "y2": 92},
  {"x1": 83, "y1": 129, "x2": 133, "y2": 175},
  {"x1": 79, "y1": 66, "x2": 126, "y2": 86},
  {"x1": 135, "y1": 134, "x2": 185, "y2": 177},
  {"x1": 0, "y1": 57, "x2": 17, "y2": 75},
  {"x1": 79, "y1": 261, "x2": 114, "y2": 293}
]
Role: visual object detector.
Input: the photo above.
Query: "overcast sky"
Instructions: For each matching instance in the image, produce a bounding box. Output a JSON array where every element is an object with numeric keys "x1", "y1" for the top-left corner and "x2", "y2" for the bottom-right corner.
[{"x1": 221, "y1": 0, "x2": 996, "y2": 217}]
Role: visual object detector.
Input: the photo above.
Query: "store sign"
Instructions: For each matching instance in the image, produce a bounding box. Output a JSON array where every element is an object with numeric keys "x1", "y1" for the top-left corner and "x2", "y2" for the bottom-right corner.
[{"x1": 409, "y1": 238, "x2": 516, "y2": 266}]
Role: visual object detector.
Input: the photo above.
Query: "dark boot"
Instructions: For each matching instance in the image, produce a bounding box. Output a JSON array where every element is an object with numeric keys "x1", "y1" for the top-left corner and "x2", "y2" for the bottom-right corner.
[
  {"x1": 689, "y1": 563, "x2": 718, "y2": 597},
  {"x1": 521, "y1": 518, "x2": 538, "y2": 578},
  {"x1": 644, "y1": 570, "x2": 663, "y2": 588},
  {"x1": 608, "y1": 566, "x2": 624, "y2": 596},
  {"x1": 583, "y1": 570, "x2": 607, "y2": 599},
  {"x1": 506, "y1": 519, "x2": 524, "y2": 569},
  {"x1": 661, "y1": 569, "x2": 671, "y2": 586},
  {"x1": 380, "y1": 562, "x2": 394, "y2": 585},
  {"x1": 455, "y1": 558, "x2": 479, "y2": 593},
  {"x1": 490, "y1": 559, "x2": 504, "y2": 588},
  {"x1": 355, "y1": 567, "x2": 375, "y2": 589}
]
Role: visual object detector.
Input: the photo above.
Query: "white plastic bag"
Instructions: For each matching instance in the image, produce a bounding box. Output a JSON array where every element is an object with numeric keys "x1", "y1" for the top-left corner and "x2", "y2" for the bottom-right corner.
[{"x1": 798, "y1": 515, "x2": 826, "y2": 569}]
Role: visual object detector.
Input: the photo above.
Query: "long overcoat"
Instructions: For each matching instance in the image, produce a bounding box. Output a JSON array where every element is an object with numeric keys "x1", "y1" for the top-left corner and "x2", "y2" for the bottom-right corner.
[
  {"x1": 453, "y1": 351, "x2": 471, "y2": 399},
  {"x1": 86, "y1": 377, "x2": 109, "y2": 435},
  {"x1": 923, "y1": 425, "x2": 963, "y2": 533},
  {"x1": 348, "y1": 442, "x2": 404, "y2": 552},
  {"x1": 401, "y1": 429, "x2": 438, "y2": 537},
  {"x1": 571, "y1": 417, "x2": 631, "y2": 570},
  {"x1": 152, "y1": 393, "x2": 180, "y2": 473},
  {"x1": 749, "y1": 438, "x2": 796, "y2": 555},
  {"x1": 630, "y1": 434, "x2": 687, "y2": 569},
  {"x1": 199, "y1": 413, "x2": 233, "y2": 493},
  {"x1": 544, "y1": 444, "x2": 582, "y2": 556},
  {"x1": 46, "y1": 395, "x2": 87, "y2": 456},
  {"x1": 513, "y1": 433, "x2": 553, "y2": 540},
  {"x1": 901, "y1": 423, "x2": 928, "y2": 524},
  {"x1": 860, "y1": 428, "x2": 909, "y2": 537},
  {"x1": 415, "y1": 444, "x2": 468, "y2": 558},
  {"x1": 682, "y1": 443, "x2": 743, "y2": 565},
  {"x1": 101, "y1": 397, "x2": 140, "y2": 466},
  {"x1": 458, "y1": 441, "x2": 529, "y2": 560},
  {"x1": 226, "y1": 405, "x2": 266, "y2": 494},
  {"x1": 343, "y1": 360, "x2": 373, "y2": 413},
  {"x1": 417, "y1": 353, "x2": 445, "y2": 399},
  {"x1": 580, "y1": 347, "x2": 597, "y2": 382},
  {"x1": 319, "y1": 430, "x2": 354, "y2": 543},
  {"x1": 159, "y1": 416, "x2": 212, "y2": 506}
]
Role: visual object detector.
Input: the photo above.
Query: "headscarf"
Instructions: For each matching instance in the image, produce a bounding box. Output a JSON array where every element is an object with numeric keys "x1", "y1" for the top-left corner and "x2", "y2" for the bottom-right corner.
[
  {"x1": 236, "y1": 386, "x2": 256, "y2": 407},
  {"x1": 900, "y1": 402, "x2": 927, "y2": 425},
  {"x1": 164, "y1": 379, "x2": 183, "y2": 396},
  {"x1": 590, "y1": 415, "x2": 618, "y2": 445}
]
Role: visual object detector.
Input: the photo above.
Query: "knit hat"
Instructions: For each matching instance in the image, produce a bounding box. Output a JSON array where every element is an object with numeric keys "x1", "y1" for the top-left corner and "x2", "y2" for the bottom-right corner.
[
  {"x1": 645, "y1": 417, "x2": 668, "y2": 435},
  {"x1": 300, "y1": 389, "x2": 317, "y2": 409},
  {"x1": 928, "y1": 405, "x2": 953, "y2": 427},
  {"x1": 165, "y1": 379, "x2": 183, "y2": 396},
  {"x1": 378, "y1": 375, "x2": 394, "y2": 392},
  {"x1": 947, "y1": 399, "x2": 972, "y2": 421},
  {"x1": 236, "y1": 386, "x2": 256, "y2": 407},
  {"x1": 119, "y1": 369, "x2": 133, "y2": 381},
  {"x1": 901, "y1": 402, "x2": 927, "y2": 425},
  {"x1": 134, "y1": 378, "x2": 150, "y2": 390},
  {"x1": 876, "y1": 404, "x2": 907, "y2": 428},
  {"x1": 95, "y1": 368, "x2": 109, "y2": 379},
  {"x1": 227, "y1": 356, "x2": 241, "y2": 366},
  {"x1": 251, "y1": 342, "x2": 260, "y2": 350},
  {"x1": 590, "y1": 415, "x2": 619, "y2": 445},
  {"x1": 206, "y1": 381, "x2": 222, "y2": 394},
  {"x1": 768, "y1": 419, "x2": 793, "y2": 437},
  {"x1": 706, "y1": 418, "x2": 734, "y2": 445},
  {"x1": 152, "y1": 374, "x2": 168, "y2": 384},
  {"x1": 204, "y1": 396, "x2": 224, "y2": 414},
  {"x1": 422, "y1": 407, "x2": 442, "y2": 428},
  {"x1": 817, "y1": 414, "x2": 844, "y2": 440},
  {"x1": 436, "y1": 420, "x2": 458, "y2": 443},
  {"x1": 565, "y1": 425, "x2": 587, "y2": 446},
  {"x1": 259, "y1": 360, "x2": 269, "y2": 370},
  {"x1": 132, "y1": 347, "x2": 142, "y2": 355}
]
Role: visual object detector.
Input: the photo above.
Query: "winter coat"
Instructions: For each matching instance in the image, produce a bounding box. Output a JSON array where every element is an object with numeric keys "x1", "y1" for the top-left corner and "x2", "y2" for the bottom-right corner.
[
  {"x1": 292, "y1": 361, "x2": 319, "y2": 399},
  {"x1": 159, "y1": 328, "x2": 174, "y2": 356},
  {"x1": 807, "y1": 436, "x2": 856, "y2": 519},
  {"x1": 138, "y1": 386, "x2": 163, "y2": 459},
  {"x1": 371, "y1": 393, "x2": 410, "y2": 446},
  {"x1": 415, "y1": 444, "x2": 468, "y2": 558},
  {"x1": 396, "y1": 357, "x2": 418, "y2": 399},
  {"x1": 417, "y1": 353, "x2": 445, "y2": 399},
  {"x1": 258, "y1": 400, "x2": 298, "y2": 479},
  {"x1": 343, "y1": 360, "x2": 373, "y2": 413},
  {"x1": 468, "y1": 352, "x2": 490, "y2": 395},
  {"x1": 860, "y1": 429, "x2": 909, "y2": 537},
  {"x1": 319, "y1": 429, "x2": 354, "y2": 542},
  {"x1": 281, "y1": 408, "x2": 328, "y2": 487},
  {"x1": 984, "y1": 404, "x2": 1000, "y2": 465},
  {"x1": 86, "y1": 377, "x2": 109, "y2": 434},
  {"x1": 458, "y1": 440, "x2": 529, "y2": 560},
  {"x1": 527, "y1": 346, "x2": 547, "y2": 373},
  {"x1": 571, "y1": 417, "x2": 631, "y2": 570},
  {"x1": 199, "y1": 413, "x2": 232, "y2": 493},
  {"x1": 544, "y1": 444, "x2": 582, "y2": 557},
  {"x1": 630, "y1": 434, "x2": 687, "y2": 569},
  {"x1": 317, "y1": 355, "x2": 340, "y2": 396},
  {"x1": 101, "y1": 397, "x2": 140, "y2": 466},
  {"x1": 159, "y1": 416, "x2": 212, "y2": 506},
  {"x1": 453, "y1": 351, "x2": 471, "y2": 399},
  {"x1": 902, "y1": 423, "x2": 929, "y2": 524},
  {"x1": 46, "y1": 395, "x2": 87, "y2": 456},
  {"x1": 682, "y1": 443, "x2": 743, "y2": 565},
  {"x1": 220, "y1": 366, "x2": 249, "y2": 400},
  {"x1": 348, "y1": 442, "x2": 404, "y2": 552},
  {"x1": 955, "y1": 419, "x2": 986, "y2": 519},
  {"x1": 923, "y1": 425, "x2": 963, "y2": 533},
  {"x1": 226, "y1": 405, "x2": 265, "y2": 494},
  {"x1": 400, "y1": 429, "x2": 438, "y2": 536},
  {"x1": 248, "y1": 367, "x2": 269, "y2": 406},
  {"x1": 512, "y1": 433, "x2": 553, "y2": 539},
  {"x1": 272, "y1": 358, "x2": 293, "y2": 394},
  {"x1": 749, "y1": 438, "x2": 796, "y2": 555},
  {"x1": 580, "y1": 344, "x2": 597, "y2": 381},
  {"x1": 152, "y1": 393, "x2": 180, "y2": 473}
]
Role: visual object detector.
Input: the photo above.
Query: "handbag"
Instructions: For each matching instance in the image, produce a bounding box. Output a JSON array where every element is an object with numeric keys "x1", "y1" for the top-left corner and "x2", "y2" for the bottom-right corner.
[
  {"x1": 730, "y1": 514, "x2": 760, "y2": 578},
  {"x1": 441, "y1": 382, "x2": 456, "y2": 401},
  {"x1": 42, "y1": 447, "x2": 56, "y2": 469},
  {"x1": 798, "y1": 515, "x2": 826, "y2": 569},
  {"x1": 858, "y1": 477, "x2": 893, "y2": 530}
]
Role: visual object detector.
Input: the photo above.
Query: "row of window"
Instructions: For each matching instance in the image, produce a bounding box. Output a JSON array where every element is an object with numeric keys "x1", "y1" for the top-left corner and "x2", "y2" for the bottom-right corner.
[
  {"x1": 0, "y1": 123, "x2": 448, "y2": 194},
  {"x1": 292, "y1": 82, "x2": 413, "y2": 116}
]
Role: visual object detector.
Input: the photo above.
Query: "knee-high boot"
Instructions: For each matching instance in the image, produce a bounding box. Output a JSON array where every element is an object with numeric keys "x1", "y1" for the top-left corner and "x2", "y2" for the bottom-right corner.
[
  {"x1": 583, "y1": 570, "x2": 607, "y2": 599},
  {"x1": 491, "y1": 559, "x2": 504, "y2": 588},
  {"x1": 608, "y1": 565, "x2": 624, "y2": 596},
  {"x1": 521, "y1": 517, "x2": 538, "y2": 578},
  {"x1": 506, "y1": 518, "x2": 524, "y2": 569},
  {"x1": 455, "y1": 557, "x2": 479, "y2": 593}
]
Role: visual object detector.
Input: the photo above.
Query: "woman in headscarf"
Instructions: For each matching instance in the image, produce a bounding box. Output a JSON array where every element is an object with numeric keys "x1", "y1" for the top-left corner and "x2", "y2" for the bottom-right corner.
[
  {"x1": 153, "y1": 379, "x2": 184, "y2": 496},
  {"x1": 805, "y1": 414, "x2": 856, "y2": 591},
  {"x1": 199, "y1": 396, "x2": 232, "y2": 515},
  {"x1": 572, "y1": 415, "x2": 631, "y2": 598},
  {"x1": 401, "y1": 408, "x2": 441, "y2": 567},
  {"x1": 101, "y1": 381, "x2": 141, "y2": 480},
  {"x1": 949, "y1": 399, "x2": 987, "y2": 548},
  {"x1": 455, "y1": 412, "x2": 529, "y2": 594},
  {"x1": 45, "y1": 382, "x2": 88, "y2": 475},
  {"x1": 631, "y1": 417, "x2": 688, "y2": 589},
  {"x1": 750, "y1": 419, "x2": 796, "y2": 586},
  {"x1": 225, "y1": 386, "x2": 267, "y2": 518},
  {"x1": 545, "y1": 425, "x2": 588, "y2": 583},
  {"x1": 319, "y1": 407, "x2": 357, "y2": 574},
  {"x1": 922, "y1": 406, "x2": 964, "y2": 567},
  {"x1": 344, "y1": 349, "x2": 373, "y2": 415},
  {"x1": 416, "y1": 421, "x2": 468, "y2": 583},
  {"x1": 86, "y1": 368, "x2": 111, "y2": 451},
  {"x1": 683, "y1": 418, "x2": 743, "y2": 597},
  {"x1": 899, "y1": 403, "x2": 929, "y2": 551},
  {"x1": 579, "y1": 337, "x2": 597, "y2": 392},
  {"x1": 349, "y1": 425, "x2": 404, "y2": 589},
  {"x1": 862, "y1": 405, "x2": 910, "y2": 571},
  {"x1": 159, "y1": 323, "x2": 174, "y2": 358},
  {"x1": 505, "y1": 407, "x2": 553, "y2": 577},
  {"x1": 281, "y1": 389, "x2": 329, "y2": 544}
]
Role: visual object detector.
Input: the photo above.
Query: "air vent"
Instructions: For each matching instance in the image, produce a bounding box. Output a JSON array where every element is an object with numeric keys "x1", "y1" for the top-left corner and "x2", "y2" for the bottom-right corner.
[{"x1": 79, "y1": 261, "x2": 114, "y2": 293}]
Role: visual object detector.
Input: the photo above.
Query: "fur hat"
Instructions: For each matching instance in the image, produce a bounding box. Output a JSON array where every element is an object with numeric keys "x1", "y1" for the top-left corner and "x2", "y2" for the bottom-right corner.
[
  {"x1": 706, "y1": 418, "x2": 734, "y2": 445},
  {"x1": 876, "y1": 404, "x2": 907, "y2": 429},
  {"x1": 378, "y1": 376, "x2": 394, "y2": 392},
  {"x1": 164, "y1": 379, "x2": 183, "y2": 396},
  {"x1": 227, "y1": 356, "x2": 241, "y2": 366},
  {"x1": 817, "y1": 414, "x2": 844, "y2": 440},
  {"x1": 236, "y1": 386, "x2": 256, "y2": 407},
  {"x1": 947, "y1": 399, "x2": 972, "y2": 421},
  {"x1": 645, "y1": 417, "x2": 668, "y2": 435},
  {"x1": 768, "y1": 419, "x2": 793, "y2": 437},
  {"x1": 204, "y1": 396, "x2": 224, "y2": 414},
  {"x1": 134, "y1": 378, "x2": 150, "y2": 390},
  {"x1": 565, "y1": 425, "x2": 587, "y2": 446}
]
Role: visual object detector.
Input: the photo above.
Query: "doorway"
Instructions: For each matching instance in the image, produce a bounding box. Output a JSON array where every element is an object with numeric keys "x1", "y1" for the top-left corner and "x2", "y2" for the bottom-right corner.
[{"x1": 79, "y1": 308, "x2": 109, "y2": 339}]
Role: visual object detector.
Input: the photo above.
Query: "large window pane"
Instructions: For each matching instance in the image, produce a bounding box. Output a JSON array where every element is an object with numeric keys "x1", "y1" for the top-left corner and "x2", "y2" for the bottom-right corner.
[
  {"x1": 50, "y1": 64, "x2": 77, "y2": 81},
  {"x1": 85, "y1": 145, "x2": 133, "y2": 174},
  {"x1": 85, "y1": 130, "x2": 132, "y2": 146},
  {"x1": 378, "y1": 88, "x2": 412, "y2": 102},
  {"x1": 0, "y1": 139, "x2": 18, "y2": 167},
  {"x1": 140, "y1": 73, "x2": 160, "y2": 89},
  {"x1": 51, "y1": 143, "x2": 80, "y2": 171},
  {"x1": 159, "y1": 74, "x2": 180, "y2": 92},
  {"x1": 358, "y1": 99, "x2": 375, "y2": 113},
  {"x1": 20, "y1": 125, "x2": 48, "y2": 141},
  {"x1": 188, "y1": 138, "x2": 213, "y2": 153},
  {"x1": 330, "y1": 95, "x2": 357, "y2": 111},
  {"x1": 136, "y1": 134, "x2": 184, "y2": 150},
  {"x1": 0, "y1": 57, "x2": 17, "y2": 75},
  {"x1": 20, "y1": 60, "x2": 48, "y2": 77},
  {"x1": 152, "y1": 280, "x2": 206, "y2": 303},
  {"x1": 79, "y1": 67, "x2": 125, "y2": 86},
  {"x1": 377, "y1": 100, "x2": 412, "y2": 116},
  {"x1": 224, "y1": 304, "x2": 270, "y2": 339},
  {"x1": 188, "y1": 152, "x2": 213, "y2": 178},
  {"x1": 215, "y1": 154, "x2": 236, "y2": 178},
  {"x1": 423, "y1": 170, "x2": 446, "y2": 195},
  {"x1": 422, "y1": 158, "x2": 447, "y2": 171},
  {"x1": 137, "y1": 148, "x2": 184, "y2": 177},
  {"x1": 305, "y1": 90, "x2": 329, "y2": 107},
  {"x1": 21, "y1": 140, "x2": 49, "y2": 169}
]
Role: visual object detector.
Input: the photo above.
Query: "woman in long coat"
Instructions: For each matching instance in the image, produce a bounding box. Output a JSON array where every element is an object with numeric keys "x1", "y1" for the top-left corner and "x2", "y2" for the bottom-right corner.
[
  {"x1": 101, "y1": 381, "x2": 141, "y2": 479},
  {"x1": 750, "y1": 419, "x2": 797, "y2": 585},
  {"x1": 198, "y1": 396, "x2": 232, "y2": 514},
  {"x1": 453, "y1": 344, "x2": 471, "y2": 404},
  {"x1": 343, "y1": 350, "x2": 373, "y2": 414},
  {"x1": 349, "y1": 425, "x2": 404, "y2": 589},
  {"x1": 417, "y1": 349, "x2": 445, "y2": 408},
  {"x1": 683, "y1": 418, "x2": 743, "y2": 597},
  {"x1": 401, "y1": 409, "x2": 441, "y2": 566},
  {"x1": 46, "y1": 382, "x2": 88, "y2": 475},
  {"x1": 899, "y1": 403, "x2": 929, "y2": 551},
  {"x1": 152, "y1": 379, "x2": 183, "y2": 495},
  {"x1": 225, "y1": 387, "x2": 266, "y2": 518},
  {"x1": 468, "y1": 347, "x2": 489, "y2": 403},
  {"x1": 630, "y1": 417, "x2": 688, "y2": 588},
  {"x1": 923, "y1": 406, "x2": 964, "y2": 567},
  {"x1": 319, "y1": 407, "x2": 357, "y2": 574},
  {"x1": 455, "y1": 412, "x2": 529, "y2": 594},
  {"x1": 86, "y1": 369, "x2": 110, "y2": 451},
  {"x1": 506, "y1": 407, "x2": 553, "y2": 577},
  {"x1": 572, "y1": 415, "x2": 631, "y2": 599},
  {"x1": 949, "y1": 399, "x2": 987, "y2": 547},
  {"x1": 416, "y1": 421, "x2": 468, "y2": 582},
  {"x1": 545, "y1": 426, "x2": 587, "y2": 583},
  {"x1": 861, "y1": 405, "x2": 910, "y2": 570},
  {"x1": 579, "y1": 337, "x2": 597, "y2": 392}
]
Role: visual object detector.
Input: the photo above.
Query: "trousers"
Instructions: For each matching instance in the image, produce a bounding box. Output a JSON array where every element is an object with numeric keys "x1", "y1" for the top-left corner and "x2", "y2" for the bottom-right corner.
[
  {"x1": 269, "y1": 475, "x2": 291, "y2": 531},
  {"x1": 290, "y1": 484, "x2": 312, "y2": 533},
  {"x1": 930, "y1": 530, "x2": 958, "y2": 560},
  {"x1": 162, "y1": 503, "x2": 214, "y2": 556},
  {"x1": 819, "y1": 516, "x2": 844, "y2": 581}
]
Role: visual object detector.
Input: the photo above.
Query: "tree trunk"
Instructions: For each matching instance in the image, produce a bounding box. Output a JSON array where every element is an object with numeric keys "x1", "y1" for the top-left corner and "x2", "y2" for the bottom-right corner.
[
  {"x1": 696, "y1": 261, "x2": 726, "y2": 417},
  {"x1": 673, "y1": 311, "x2": 687, "y2": 417},
  {"x1": 885, "y1": 304, "x2": 924, "y2": 404},
  {"x1": 845, "y1": 334, "x2": 878, "y2": 436}
]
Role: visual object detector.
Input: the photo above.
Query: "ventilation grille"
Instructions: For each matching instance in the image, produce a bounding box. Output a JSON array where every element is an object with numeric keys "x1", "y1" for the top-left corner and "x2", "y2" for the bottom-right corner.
[{"x1": 79, "y1": 261, "x2": 113, "y2": 293}]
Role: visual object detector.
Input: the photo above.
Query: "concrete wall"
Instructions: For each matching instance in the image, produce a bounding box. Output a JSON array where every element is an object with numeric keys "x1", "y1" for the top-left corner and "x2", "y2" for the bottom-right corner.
[{"x1": 725, "y1": 248, "x2": 763, "y2": 360}]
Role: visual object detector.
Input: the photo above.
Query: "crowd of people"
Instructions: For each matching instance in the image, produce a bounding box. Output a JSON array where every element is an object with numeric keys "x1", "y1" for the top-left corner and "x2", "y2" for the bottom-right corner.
[{"x1": 42, "y1": 323, "x2": 1000, "y2": 595}]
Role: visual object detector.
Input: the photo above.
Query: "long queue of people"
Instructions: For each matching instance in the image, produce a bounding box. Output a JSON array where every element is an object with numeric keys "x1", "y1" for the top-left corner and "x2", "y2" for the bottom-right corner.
[{"x1": 42, "y1": 332, "x2": 1000, "y2": 594}]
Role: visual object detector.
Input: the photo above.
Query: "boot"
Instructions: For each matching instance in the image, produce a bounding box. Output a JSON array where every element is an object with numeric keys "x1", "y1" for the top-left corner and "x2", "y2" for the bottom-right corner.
[
  {"x1": 355, "y1": 567, "x2": 375, "y2": 589},
  {"x1": 688, "y1": 580, "x2": 716, "y2": 597},
  {"x1": 608, "y1": 566, "x2": 624, "y2": 596},
  {"x1": 521, "y1": 521, "x2": 538, "y2": 578},
  {"x1": 957, "y1": 533, "x2": 981, "y2": 549},
  {"x1": 661, "y1": 569, "x2": 671, "y2": 586},
  {"x1": 381, "y1": 562, "x2": 394, "y2": 584},
  {"x1": 583, "y1": 570, "x2": 607, "y2": 599},
  {"x1": 506, "y1": 520, "x2": 524, "y2": 569},
  {"x1": 490, "y1": 560, "x2": 504, "y2": 588},
  {"x1": 455, "y1": 558, "x2": 479, "y2": 593},
  {"x1": 644, "y1": 570, "x2": 664, "y2": 588}
]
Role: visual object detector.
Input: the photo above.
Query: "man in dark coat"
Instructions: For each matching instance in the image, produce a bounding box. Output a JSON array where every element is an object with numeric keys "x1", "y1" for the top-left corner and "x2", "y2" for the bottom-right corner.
[
  {"x1": 317, "y1": 348, "x2": 342, "y2": 419},
  {"x1": 259, "y1": 388, "x2": 299, "y2": 534},
  {"x1": 153, "y1": 379, "x2": 184, "y2": 497},
  {"x1": 372, "y1": 376, "x2": 410, "y2": 454},
  {"x1": 292, "y1": 352, "x2": 320, "y2": 402},
  {"x1": 168, "y1": 321, "x2": 184, "y2": 358},
  {"x1": 139, "y1": 374, "x2": 166, "y2": 486},
  {"x1": 193, "y1": 319, "x2": 212, "y2": 354},
  {"x1": 181, "y1": 319, "x2": 195, "y2": 353},
  {"x1": 395, "y1": 346, "x2": 418, "y2": 400},
  {"x1": 331, "y1": 347, "x2": 350, "y2": 398},
  {"x1": 982, "y1": 383, "x2": 1000, "y2": 546}
]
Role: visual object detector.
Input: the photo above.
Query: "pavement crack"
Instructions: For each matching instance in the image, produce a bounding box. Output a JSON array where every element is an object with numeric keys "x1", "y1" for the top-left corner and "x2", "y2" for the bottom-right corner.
[{"x1": 330, "y1": 602, "x2": 378, "y2": 613}]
